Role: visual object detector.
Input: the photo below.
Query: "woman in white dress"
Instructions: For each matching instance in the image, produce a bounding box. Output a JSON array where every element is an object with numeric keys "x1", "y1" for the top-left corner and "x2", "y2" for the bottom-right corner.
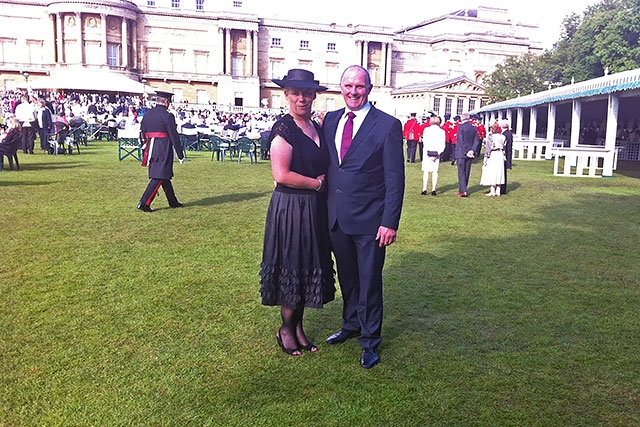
[
  {"x1": 420, "y1": 116, "x2": 446, "y2": 196},
  {"x1": 480, "y1": 121, "x2": 506, "y2": 196}
]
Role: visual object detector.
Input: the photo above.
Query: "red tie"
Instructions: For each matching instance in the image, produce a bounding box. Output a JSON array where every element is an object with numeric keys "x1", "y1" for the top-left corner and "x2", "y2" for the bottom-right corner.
[{"x1": 340, "y1": 112, "x2": 356, "y2": 161}]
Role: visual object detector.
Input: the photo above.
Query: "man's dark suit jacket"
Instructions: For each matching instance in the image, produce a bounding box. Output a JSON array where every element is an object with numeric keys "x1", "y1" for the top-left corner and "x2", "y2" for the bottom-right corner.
[
  {"x1": 455, "y1": 121, "x2": 480, "y2": 159},
  {"x1": 502, "y1": 129, "x2": 513, "y2": 169},
  {"x1": 323, "y1": 106, "x2": 405, "y2": 235}
]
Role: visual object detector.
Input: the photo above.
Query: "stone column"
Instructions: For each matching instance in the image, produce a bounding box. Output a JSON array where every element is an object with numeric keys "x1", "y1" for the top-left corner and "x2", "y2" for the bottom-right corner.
[
  {"x1": 48, "y1": 14, "x2": 57, "y2": 64},
  {"x1": 56, "y1": 13, "x2": 64, "y2": 63},
  {"x1": 225, "y1": 28, "x2": 231, "y2": 75},
  {"x1": 131, "y1": 20, "x2": 137, "y2": 69},
  {"x1": 570, "y1": 100, "x2": 581, "y2": 148},
  {"x1": 217, "y1": 27, "x2": 224, "y2": 74},
  {"x1": 246, "y1": 30, "x2": 252, "y2": 76},
  {"x1": 76, "y1": 12, "x2": 83, "y2": 64},
  {"x1": 386, "y1": 43, "x2": 392, "y2": 87},
  {"x1": 381, "y1": 43, "x2": 387, "y2": 86},
  {"x1": 101, "y1": 14, "x2": 108, "y2": 66},
  {"x1": 252, "y1": 31, "x2": 258, "y2": 77},
  {"x1": 122, "y1": 18, "x2": 129, "y2": 68},
  {"x1": 361, "y1": 40, "x2": 368, "y2": 69},
  {"x1": 603, "y1": 94, "x2": 619, "y2": 176}
]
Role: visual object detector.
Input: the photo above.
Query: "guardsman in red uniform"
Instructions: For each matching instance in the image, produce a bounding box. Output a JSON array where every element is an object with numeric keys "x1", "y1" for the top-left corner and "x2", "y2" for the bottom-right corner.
[
  {"x1": 403, "y1": 113, "x2": 421, "y2": 163},
  {"x1": 471, "y1": 115, "x2": 487, "y2": 157},
  {"x1": 417, "y1": 115, "x2": 431, "y2": 162},
  {"x1": 137, "y1": 90, "x2": 185, "y2": 212}
]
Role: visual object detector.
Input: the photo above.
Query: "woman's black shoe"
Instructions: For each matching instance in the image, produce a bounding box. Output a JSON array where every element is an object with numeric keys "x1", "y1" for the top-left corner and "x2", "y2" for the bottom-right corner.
[{"x1": 276, "y1": 332, "x2": 301, "y2": 356}]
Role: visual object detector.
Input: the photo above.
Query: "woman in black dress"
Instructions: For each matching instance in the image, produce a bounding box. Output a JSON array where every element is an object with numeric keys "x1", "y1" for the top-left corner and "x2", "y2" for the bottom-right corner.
[{"x1": 259, "y1": 69, "x2": 335, "y2": 356}]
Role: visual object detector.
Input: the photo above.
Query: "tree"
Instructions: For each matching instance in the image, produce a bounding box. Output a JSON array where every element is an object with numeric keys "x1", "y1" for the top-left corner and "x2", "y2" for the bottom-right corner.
[
  {"x1": 483, "y1": 54, "x2": 547, "y2": 103},
  {"x1": 483, "y1": 0, "x2": 640, "y2": 101}
]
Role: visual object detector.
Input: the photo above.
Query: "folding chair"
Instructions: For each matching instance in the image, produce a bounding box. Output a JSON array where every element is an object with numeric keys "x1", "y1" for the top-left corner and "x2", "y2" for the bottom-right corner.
[
  {"x1": 118, "y1": 128, "x2": 143, "y2": 161},
  {"x1": 118, "y1": 137, "x2": 143, "y2": 161}
]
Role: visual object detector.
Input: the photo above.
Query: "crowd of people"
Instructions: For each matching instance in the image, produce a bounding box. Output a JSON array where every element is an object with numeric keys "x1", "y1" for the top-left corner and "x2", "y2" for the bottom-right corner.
[
  {"x1": 402, "y1": 110, "x2": 512, "y2": 197},
  {"x1": 0, "y1": 89, "x2": 285, "y2": 157}
]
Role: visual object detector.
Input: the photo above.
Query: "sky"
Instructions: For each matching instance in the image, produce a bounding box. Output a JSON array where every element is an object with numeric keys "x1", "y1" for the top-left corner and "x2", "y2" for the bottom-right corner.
[{"x1": 254, "y1": 0, "x2": 600, "y2": 50}]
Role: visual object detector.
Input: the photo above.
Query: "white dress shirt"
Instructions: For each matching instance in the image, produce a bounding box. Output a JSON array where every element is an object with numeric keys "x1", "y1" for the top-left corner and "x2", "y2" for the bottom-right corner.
[{"x1": 334, "y1": 102, "x2": 371, "y2": 164}]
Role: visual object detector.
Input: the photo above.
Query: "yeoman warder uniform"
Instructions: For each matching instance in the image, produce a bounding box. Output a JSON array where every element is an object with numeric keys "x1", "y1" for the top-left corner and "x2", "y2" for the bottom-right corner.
[{"x1": 137, "y1": 91, "x2": 185, "y2": 212}]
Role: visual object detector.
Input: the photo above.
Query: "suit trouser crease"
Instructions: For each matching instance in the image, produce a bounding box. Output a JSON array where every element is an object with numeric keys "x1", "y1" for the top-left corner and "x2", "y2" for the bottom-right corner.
[
  {"x1": 141, "y1": 178, "x2": 178, "y2": 206},
  {"x1": 330, "y1": 224, "x2": 385, "y2": 350},
  {"x1": 406, "y1": 140, "x2": 418, "y2": 162},
  {"x1": 457, "y1": 157, "x2": 473, "y2": 193}
]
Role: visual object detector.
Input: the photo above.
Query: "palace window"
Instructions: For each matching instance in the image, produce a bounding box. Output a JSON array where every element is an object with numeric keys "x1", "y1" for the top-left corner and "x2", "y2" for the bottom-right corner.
[
  {"x1": 271, "y1": 38, "x2": 281, "y2": 47},
  {"x1": 300, "y1": 40, "x2": 309, "y2": 49},
  {"x1": 433, "y1": 97, "x2": 441, "y2": 114},
  {"x1": 107, "y1": 44, "x2": 119, "y2": 67},
  {"x1": 171, "y1": 0, "x2": 180, "y2": 8},
  {"x1": 468, "y1": 99, "x2": 476, "y2": 111},
  {"x1": 233, "y1": 1, "x2": 242, "y2": 7},
  {"x1": 457, "y1": 98, "x2": 464, "y2": 115},
  {"x1": 445, "y1": 98, "x2": 453, "y2": 116},
  {"x1": 147, "y1": 0, "x2": 155, "y2": 5},
  {"x1": 196, "y1": 0, "x2": 204, "y2": 10},
  {"x1": 270, "y1": 60, "x2": 284, "y2": 79},
  {"x1": 327, "y1": 43, "x2": 336, "y2": 51}
]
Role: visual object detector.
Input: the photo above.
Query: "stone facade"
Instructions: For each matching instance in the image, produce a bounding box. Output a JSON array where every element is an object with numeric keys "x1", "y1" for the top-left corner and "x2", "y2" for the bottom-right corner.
[{"x1": 0, "y1": 1, "x2": 542, "y2": 116}]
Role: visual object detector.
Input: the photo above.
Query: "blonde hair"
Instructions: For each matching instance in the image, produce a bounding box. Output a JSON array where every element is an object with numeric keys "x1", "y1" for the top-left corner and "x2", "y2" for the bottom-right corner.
[{"x1": 5, "y1": 116, "x2": 21, "y2": 129}]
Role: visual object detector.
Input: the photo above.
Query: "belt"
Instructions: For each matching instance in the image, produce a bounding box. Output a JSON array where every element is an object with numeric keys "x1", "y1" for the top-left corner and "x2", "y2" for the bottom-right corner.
[{"x1": 146, "y1": 132, "x2": 169, "y2": 138}]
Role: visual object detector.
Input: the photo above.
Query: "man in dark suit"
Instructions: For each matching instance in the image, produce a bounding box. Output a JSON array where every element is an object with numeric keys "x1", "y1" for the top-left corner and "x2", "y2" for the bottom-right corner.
[
  {"x1": 454, "y1": 112, "x2": 480, "y2": 197},
  {"x1": 36, "y1": 97, "x2": 54, "y2": 152},
  {"x1": 323, "y1": 65, "x2": 405, "y2": 369},
  {"x1": 500, "y1": 119, "x2": 513, "y2": 195},
  {"x1": 137, "y1": 91, "x2": 185, "y2": 212}
]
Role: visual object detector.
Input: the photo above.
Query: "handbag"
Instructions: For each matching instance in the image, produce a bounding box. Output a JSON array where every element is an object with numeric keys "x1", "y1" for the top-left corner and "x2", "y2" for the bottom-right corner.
[{"x1": 427, "y1": 150, "x2": 439, "y2": 157}]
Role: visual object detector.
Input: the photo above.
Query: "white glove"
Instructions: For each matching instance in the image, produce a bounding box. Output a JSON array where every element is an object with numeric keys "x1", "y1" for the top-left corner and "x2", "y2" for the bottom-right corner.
[{"x1": 179, "y1": 157, "x2": 185, "y2": 164}]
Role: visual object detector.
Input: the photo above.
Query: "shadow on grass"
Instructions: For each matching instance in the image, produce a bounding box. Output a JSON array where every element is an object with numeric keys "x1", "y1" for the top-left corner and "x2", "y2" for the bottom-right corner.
[
  {"x1": 189, "y1": 191, "x2": 270, "y2": 207},
  {"x1": 614, "y1": 160, "x2": 640, "y2": 178},
  {"x1": 16, "y1": 161, "x2": 88, "y2": 171}
]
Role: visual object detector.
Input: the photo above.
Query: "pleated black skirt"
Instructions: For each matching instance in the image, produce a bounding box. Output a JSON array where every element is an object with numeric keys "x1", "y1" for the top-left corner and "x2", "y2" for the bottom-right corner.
[{"x1": 259, "y1": 189, "x2": 335, "y2": 309}]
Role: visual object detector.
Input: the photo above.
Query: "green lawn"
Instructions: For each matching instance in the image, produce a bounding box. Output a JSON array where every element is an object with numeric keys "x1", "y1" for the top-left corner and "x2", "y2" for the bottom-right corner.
[{"x1": 1, "y1": 142, "x2": 639, "y2": 426}]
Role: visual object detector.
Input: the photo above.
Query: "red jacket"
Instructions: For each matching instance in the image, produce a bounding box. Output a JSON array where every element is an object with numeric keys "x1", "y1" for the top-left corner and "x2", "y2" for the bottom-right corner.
[
  {"x1": 442, "y1": 120, "x2": 455, "y2": 143},
  {"x1": 403, "y1": 118, "x2": 421, "y2": 141}
]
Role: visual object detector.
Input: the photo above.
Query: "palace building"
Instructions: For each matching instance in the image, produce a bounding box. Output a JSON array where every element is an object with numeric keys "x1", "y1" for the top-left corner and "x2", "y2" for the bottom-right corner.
[{"x1": 0, "y1": 0, "x2": 542, "y2": 116}]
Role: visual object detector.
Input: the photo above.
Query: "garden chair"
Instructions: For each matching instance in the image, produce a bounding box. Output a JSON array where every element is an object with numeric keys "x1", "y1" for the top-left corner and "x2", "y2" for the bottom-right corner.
[
  {"x1": 236, "y1": 136, "x2": 258, "y2": 164},
  {"x1": 0, "y1": 136, "x2": 20, "y2": 171},
  {"x1": 210, "y1": 134, "x2": 232, "y2": 162}
]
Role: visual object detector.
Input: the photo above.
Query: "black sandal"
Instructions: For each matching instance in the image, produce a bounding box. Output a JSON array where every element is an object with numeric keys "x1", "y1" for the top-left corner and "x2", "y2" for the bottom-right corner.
[
  {"x1": 276, "y1": 332, "x2": 301, "y2": 356},
  {"x1": 299, "y1": 342, "x2": 318, "y2": 352}
]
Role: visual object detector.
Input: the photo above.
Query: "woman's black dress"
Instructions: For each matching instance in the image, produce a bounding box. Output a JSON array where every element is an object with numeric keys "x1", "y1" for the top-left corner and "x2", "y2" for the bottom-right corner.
[{"x1": 259, "y1": 115, "x2": 335, "y2": 309}]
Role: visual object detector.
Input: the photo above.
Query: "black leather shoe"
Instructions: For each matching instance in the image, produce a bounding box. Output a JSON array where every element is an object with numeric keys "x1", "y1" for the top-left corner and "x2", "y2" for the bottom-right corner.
[
  {"x1": 420, "y1": 190, "x2": 427, "y2": 196},
  {"x1": 170, "y1": 202, "x2": 184, "y2": 208},
  {"x1": 360, "y1": 348, "x2": 380, "y2": 369},
  {"x1": 326, "y1": 329, "x2": 360, "y2": 345},
  {"x1": 137, "y1": 203, "x2": 154, "y2": 212}
]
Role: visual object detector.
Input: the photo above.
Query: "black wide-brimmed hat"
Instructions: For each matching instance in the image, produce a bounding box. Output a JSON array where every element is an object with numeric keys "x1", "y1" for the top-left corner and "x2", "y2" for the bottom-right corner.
[
  {"x1": 272, "y1": 69, "x2": 327, "y2": 91},
  {"x1": 154, "y1": 91, "x2": 174, "y2": 100}
]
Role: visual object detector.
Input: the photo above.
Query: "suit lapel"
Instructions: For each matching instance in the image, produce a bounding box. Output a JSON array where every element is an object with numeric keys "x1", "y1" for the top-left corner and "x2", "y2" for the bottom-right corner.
[{"x1": 325, "y1": 108, "x2": 343, "y2": 161}]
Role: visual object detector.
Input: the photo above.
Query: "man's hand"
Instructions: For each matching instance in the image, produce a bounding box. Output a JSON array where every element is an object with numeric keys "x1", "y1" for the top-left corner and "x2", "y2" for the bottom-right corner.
[
  {"x1": 466, "y1": 150, "x2": 475, "y2": 158},
  {"x1": 376, "y1": 226, "x2": 397, "y2": 248}
]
